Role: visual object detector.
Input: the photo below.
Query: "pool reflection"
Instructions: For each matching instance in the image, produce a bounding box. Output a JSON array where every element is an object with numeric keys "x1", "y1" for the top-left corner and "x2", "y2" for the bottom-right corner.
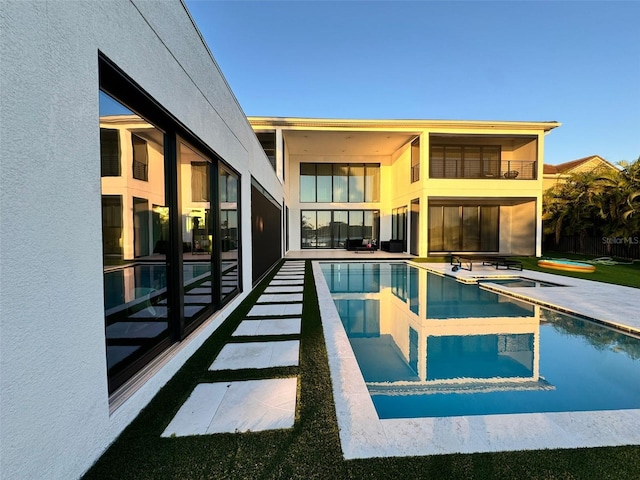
[{"x1": 322, "y1": 262, "x2": 542, "y2": 389}]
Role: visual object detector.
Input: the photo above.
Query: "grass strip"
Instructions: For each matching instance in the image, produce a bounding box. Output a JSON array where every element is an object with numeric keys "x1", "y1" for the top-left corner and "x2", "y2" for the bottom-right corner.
[{"x1": 85, "y1": 260, "x2": 640, "y2": 479}]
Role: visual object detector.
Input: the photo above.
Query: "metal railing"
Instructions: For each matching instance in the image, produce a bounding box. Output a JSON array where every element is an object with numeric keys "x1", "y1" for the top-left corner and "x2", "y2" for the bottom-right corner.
[{"x1": 429, "y1": 160, "x2": 537, "y2": 179}]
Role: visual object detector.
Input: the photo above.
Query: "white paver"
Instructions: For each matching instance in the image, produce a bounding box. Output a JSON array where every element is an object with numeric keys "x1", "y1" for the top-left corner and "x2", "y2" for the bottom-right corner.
[
  {"x1": 257, "y1": 293, "x2": 304, "y2": 303},
  {"x1": 270, "y1": 279, "x2": 304, "y2": 286},
  {"x1": 161, "y1": 378, "x2": 297, "y2": 436},
  {"x1": 248, "y1": 303, "x2": 303, "y2": 317},
  {"x1": 232, "y1": 318, "x2": 301, "y2": 336},
  {"x1": 264, "y1": 286, "x2": 303, "y2": 294},
  {"x1": 209, "y1": 340, "x2": 300, "y2": 370}
]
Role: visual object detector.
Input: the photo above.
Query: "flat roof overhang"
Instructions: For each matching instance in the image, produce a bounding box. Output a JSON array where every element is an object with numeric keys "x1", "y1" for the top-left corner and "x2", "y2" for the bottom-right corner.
[{"x1": 248, "y1": 116, "x2": 560, "y2": 157}]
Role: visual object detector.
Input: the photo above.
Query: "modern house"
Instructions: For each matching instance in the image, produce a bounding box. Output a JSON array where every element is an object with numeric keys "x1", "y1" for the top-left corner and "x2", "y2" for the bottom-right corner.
[
  {"x1": 251, "y1": 117, "x2": 559, "y2": 257},
  {"x1": 0, "y1": 2, "x2": 558, "y2": 479},
  {"x1": 543, "y1": 155, "x2": 619, "y2": 191}
]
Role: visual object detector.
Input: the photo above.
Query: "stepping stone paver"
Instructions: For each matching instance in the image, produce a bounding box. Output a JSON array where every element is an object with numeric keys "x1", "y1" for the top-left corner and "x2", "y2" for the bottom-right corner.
[
  {"x1": 248, "y1": 303, "x2": 303, "y2": 317},
  {"x1": 209, "y1": 340, "x2": 300, "y2": 370},
  {"x1": 232, "y1": 318, "x2": 301, "y2": 336},
  {"x1": 161, "y1": 378, "x2": 297, "y2": 436},
  {"x1": 257, "y1": 293, "x2": 303, "y2": 303}
]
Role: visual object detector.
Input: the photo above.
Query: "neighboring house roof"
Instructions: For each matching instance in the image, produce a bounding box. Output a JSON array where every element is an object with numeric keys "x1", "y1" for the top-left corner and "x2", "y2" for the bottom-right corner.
[{"x1": 544, "y1": 155, "x2": 618, "y2": 175}]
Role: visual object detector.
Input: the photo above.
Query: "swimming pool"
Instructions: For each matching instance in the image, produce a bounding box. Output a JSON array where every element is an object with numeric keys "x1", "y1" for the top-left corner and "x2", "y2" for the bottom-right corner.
[{"x1": 321, "y1": 262, "x2": 640, "y2": 418}]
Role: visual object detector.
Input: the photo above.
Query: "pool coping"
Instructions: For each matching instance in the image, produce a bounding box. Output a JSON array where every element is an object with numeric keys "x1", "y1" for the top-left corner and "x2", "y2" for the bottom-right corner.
[{"x1": 312, "y1": 260, "x2": 640, "y2": 459}]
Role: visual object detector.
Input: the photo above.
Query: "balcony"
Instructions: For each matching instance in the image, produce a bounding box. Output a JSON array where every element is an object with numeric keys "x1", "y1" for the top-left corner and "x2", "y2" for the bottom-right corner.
[{"x1": 429, "y1": 159, "x2": 537, "y2": 180}]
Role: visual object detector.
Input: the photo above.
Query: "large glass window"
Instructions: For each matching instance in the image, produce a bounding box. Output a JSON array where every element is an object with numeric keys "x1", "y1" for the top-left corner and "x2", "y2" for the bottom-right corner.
[
  {"x1": 428, "y1": 204, "x2": 500, "y2": 252},
  {"x1": 99, "y1": 56, "x2": 242, "y2": 395},
  {"x1": 301, "y1": 210, "x2": 379, "y2": 249},
  {"x1": 299, "y1": 163, "x2": 380, "y2": 203},
  {"x1": 100, "y1": 90, "x2": 169, "y2": 394},
  {"x1": 391, "y1": 206, "x2": 407, "y2": 250}
]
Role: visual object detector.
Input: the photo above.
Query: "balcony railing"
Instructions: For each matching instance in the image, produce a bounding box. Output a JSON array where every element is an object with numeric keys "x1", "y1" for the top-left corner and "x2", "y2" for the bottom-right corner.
[{"x1": 429, "y1": 160, "x2": 537, "y2": 180}]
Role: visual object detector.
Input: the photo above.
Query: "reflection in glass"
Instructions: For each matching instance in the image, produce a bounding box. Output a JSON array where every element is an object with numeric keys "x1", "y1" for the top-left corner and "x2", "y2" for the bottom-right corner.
[
  {"x1": 180, "y1": 141, "x2": 213, "y2": 326},
  {"x1": 219, "y1": 165, "x2": 239, "y2": 304},
  {"x1": 100, "y1": 90, "x2": 169, "y2": 392}
]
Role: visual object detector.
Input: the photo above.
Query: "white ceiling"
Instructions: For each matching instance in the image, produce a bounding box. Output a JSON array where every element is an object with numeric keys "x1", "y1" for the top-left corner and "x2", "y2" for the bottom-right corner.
[{"x1": 283, "y1": 130, "x2": 418, "y2": 156}]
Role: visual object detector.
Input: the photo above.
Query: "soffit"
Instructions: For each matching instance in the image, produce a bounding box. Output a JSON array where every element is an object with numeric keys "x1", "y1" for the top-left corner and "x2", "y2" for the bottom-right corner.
[{"x1": 283, "y1": 130, "x2": 417, "y2": 156}]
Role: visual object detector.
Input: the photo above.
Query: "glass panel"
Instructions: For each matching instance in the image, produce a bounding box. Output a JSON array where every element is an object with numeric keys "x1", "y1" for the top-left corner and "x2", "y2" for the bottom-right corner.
[
  {"x1": 191, "y1": 162, "x2": 208, "y2": 202},
  {"x1": 300, "y1": 163, "x2": 316, "y2": 202},
  {"x1": 316, "y1": 164, "x2": 333, "y2": 202},
  {"x1": 483, "y1": 146, "x2": 500, "y2": 177},
  {"x1": 332, "y1": 211, "x2": 348, "y2": 248},
  {"x1": 442, "y1": 206, "x2": 460, "y2": 251},
  {"x1": 133, "y1": 197, "x2": 150, "y2": 258},
  {"x1": 428, "y1": 205, "x2": 444, "y2": 251},
  {"x1": 444, "y1": 147, "x2": 462, "y2": 178},
  {"x1": 132, "y1": 134, "x2": 148, "y2": 181},
  {"x1": 220, "y1": 166, "x2": 240, "y2": 303},
  {"x1": 430, "y1": 145, "x2": 444, "y2": 178},
  {"x1": 301, "y1": 211, "x2": 317, "y2": 248},
  {"x1": 348, "y1": 165, "x2": 365, "y2": 202},
  {"x1": 462, "y1": 206, "x2": 480, "y2": 251},
  {"x1": 348, "y1": 210, "x2": 364, "y2": 239},
  {"x1": 256, "y1": 131, "x2": 276, "y2": 170},
  {"x1": 317, "y1": 211, "x2": 332, "y2": 247},
  {"x1": 364, "y1": 164, "x2": 380, "y2": 202},
  {"x1": 364, "y1": 210, "x2": 378, "y2": 242},
  {"x1": 100, "y1": 90, "x2": 169, "y2": 393},
  {"x1": 333, "y1": 164, "x2": 348, "y2": 202},
  {"x1": 480, "y1": 206, "x2": 500, "y2": 251},
  {"x1": 464, "y1": 147, "x2": 481, "y2": 178},
  {"x1": 100, "y1": 129, "x2": 120, "y2": 176},
  {"x1": 411, "y1": 138, "x2": 420, "y2": 182},
  {"x1": 180, "y1": 141, "x2": 213, "y2": 326}
]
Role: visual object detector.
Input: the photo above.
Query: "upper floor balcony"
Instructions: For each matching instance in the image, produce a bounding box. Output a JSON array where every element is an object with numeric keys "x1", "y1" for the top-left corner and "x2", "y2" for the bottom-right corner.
[{"x1": 428, "y1": 135, "x2": 539, "y2": 180}]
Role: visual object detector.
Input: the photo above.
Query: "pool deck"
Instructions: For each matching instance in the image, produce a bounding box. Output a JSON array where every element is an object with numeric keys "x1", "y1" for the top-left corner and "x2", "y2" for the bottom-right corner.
[{"x1": 312, "y1": 260, "x2": 640, "y2": 459}]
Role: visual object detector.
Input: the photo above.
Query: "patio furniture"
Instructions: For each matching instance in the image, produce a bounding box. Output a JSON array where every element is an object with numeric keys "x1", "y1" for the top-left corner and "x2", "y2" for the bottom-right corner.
[
  {"x1": 450, "y1": 254, "x2": 522, "y2": 271},
  {"x1": 355, "y1": 239, "x2": 377, "y2": 253},
  {"x1": 380, "y1": 239, "x2": 403, "y2": 252}
]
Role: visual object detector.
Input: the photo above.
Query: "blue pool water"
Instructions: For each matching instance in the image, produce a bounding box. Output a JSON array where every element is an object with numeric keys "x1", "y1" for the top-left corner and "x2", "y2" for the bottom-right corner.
[{"x1": 321, "y1": 262, "x2": 640, "y2": 419}]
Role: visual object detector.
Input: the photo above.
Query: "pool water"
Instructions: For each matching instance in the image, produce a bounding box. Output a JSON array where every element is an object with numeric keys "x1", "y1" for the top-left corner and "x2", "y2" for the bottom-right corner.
[{"x1": 321, "y1": 262, "x2": 640, "y2": 419}]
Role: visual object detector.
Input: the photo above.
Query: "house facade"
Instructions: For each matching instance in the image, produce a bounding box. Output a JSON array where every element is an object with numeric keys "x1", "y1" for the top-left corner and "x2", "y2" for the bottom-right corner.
[
  {"x1": 250, "y1": 117, "x2": 559, "y2": 258},
  {"x1": 1, "y1": 3, "x2": 284, "y2": 479},
  {"x1": 0, "y1": 2, "x2": 559, "y2": 479}
]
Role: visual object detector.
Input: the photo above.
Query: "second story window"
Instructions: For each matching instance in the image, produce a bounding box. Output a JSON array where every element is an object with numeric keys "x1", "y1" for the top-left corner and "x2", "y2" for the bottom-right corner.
[
  {"x1": 411, "y1": 137, "x2": 420, "y2": 182},
  {"x1": 132, "y1": 134, "x2": 148, "y2": 181},
  {"x1": 100, "y1": 128, "x2": 120, "y2": 177},
  {"x1": 300, "y1": 163, "x2": 380, "y2": 203},
  {"x1": 256, "y1": 131, "x2": 276, "y2": 171}
]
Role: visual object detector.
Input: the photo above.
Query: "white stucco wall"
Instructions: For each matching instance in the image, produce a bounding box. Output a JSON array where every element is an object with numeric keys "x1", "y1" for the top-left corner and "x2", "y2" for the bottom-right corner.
[{"x1": 0, "y1": 2, "x2": 282, "y2": 479}]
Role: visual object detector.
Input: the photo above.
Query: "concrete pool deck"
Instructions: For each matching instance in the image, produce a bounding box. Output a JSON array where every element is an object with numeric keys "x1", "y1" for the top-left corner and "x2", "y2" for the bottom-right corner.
[{"x1": 312, "y1": 260, "x2": 640, "y2": 458}]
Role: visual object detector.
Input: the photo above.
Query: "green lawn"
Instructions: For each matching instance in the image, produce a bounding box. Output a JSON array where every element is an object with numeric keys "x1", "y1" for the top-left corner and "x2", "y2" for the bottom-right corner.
[{"x1": 84, "y1": 260, "x2": 640, "y2": 480}]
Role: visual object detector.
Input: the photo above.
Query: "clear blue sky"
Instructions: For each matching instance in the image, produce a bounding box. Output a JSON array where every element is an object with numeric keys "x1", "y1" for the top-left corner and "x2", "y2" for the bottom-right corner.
[{"x1": 185, "y1": 1, "x2": 639, "y2": 165}]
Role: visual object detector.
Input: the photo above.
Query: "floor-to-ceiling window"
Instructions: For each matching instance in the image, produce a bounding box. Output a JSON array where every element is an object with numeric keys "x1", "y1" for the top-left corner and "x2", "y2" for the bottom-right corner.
[
  {"x1": 391, "y1": 206, "x2": 407, "y2": 251},
  {"x1": 99, "y1": 55, "x2": 242, "y2": 394},
  {"x1": 410, "y1": 199, "x2": 420, "y2": 256},
  {"x1": 301, "y1": 210, "x2": 379, "y2": 248},
  {"x1": 299, "y1": 163, "x2": 380, "y2": 203},
  {"x1": 428, "y1": 204, "x2": 499, "y2": 253}
]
